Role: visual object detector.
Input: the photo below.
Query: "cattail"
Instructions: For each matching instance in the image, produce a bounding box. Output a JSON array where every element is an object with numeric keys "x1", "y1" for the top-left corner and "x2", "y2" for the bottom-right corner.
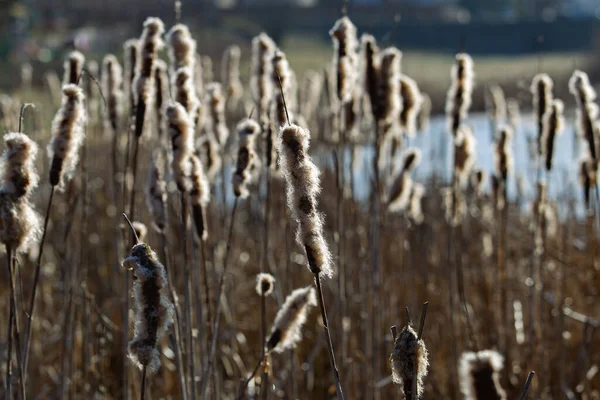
[
  {"x1": 255, "y1": 273, "x2": 276, "y2": 297},
  {"x1": 266, "y1": 286, "x2": 317, "y2": 353},
  {"x1": 579, "y1": 152, "x2": 596, "y2": 212},
  {"x1": 271, "y1": 50, "x2": 293, "y2": 129},
  {"x1": 49, "y1": 84, "x2": 86, "y2": 188},
  {"x1": 132, "y1": 221, "x2": 148, "y2": 242},
  {"x1": 459, "y1": 350, "x2": 507, "y2": 400},
  {"x1": 417, "y1": 93, "x2": 431, "y2": 133},
  {"x1": 277, "y1": 124, "x2": 334, "y2": 278},
  {"x1": 146, "y1": 152, "x2": 167, "y2": 232},
  {"x1": 342, "y1": 89, "x2": 361, "y2": 138},
  {"x1": 251, "y1": 33, "x2": 276, "y2": 123},
  {"x1": 361, "y1": 34, "x2": 380, "y2": 120},
  {"x1": 445, "y1": 53, "x2": 474, "y2": 137},
  {"x1": 485, "y1": 84, "x2": 506, "y2": 123},
  {"x1": 166, "y1": 24, "x2": 197, "y2": 74},
  {"x1": 123, "y1": 39, "x2": 139, "y2": 110},
  {"x1": 1, "y1": 132, "x2": 39, "y2": 198},
  {"x1": 399, "y1": 74, "x2": 423, "y2": 137},
  {"x1": 154, "y1": 60, "x2": 168, "y2": 139},
  {"x1": 530, "y1": 73, "x2": 553, "y2": 156},
  {"x1": 408, "y1": 183, "x2": 425, "y2": 225},
  {"x1": 232, "y1": 119, "x2": 259, "y2": 198},
  {"x1": 377, "y1": 47, "x2": 402, "y2": 133},
  {"x1": 221, "y1": 45, "x2": 244, "y2": 111},
  {"x1": 122, "y1": 242, "x2": 174, "y2": 373},
  {"x1": 201, "y1": 55, "x2": 214, "y2": 87},
  {"x1": 63, "y1": 51, "x2": 85, "y2": 85},
  {"x1": 101, "y1": 55, "x2": 123, "y2": 136},
  {"x1": 569, "y1": 70, "x2": 598, "y2": 159},
  {"x1": 471, "y1": 169, "x2": 487, "y2": 198},
  {"x1": 132, "y1": 17, "x2": 164, "y2": 137},
  {"x1": 390, "y1": 325, "x2": 429, "y2": 399},
  {"x1": 454, "y1": 126, "x2": 476, "y2": 185},
  {"x1": 388, "y1": 148, "x2": 421, "y2": 212},
  {"x1": 506, "y1": 98, "x2": 520, "y2": 130},
  {"x1": 21, "y1": 62, "x2": 32, "y2": 91},
  {"x1": 166, "y1": 102, "x2": 195, "y2": 192},
  {"x1": 198, "y1": 134, "x2": 223, "y2": 182},
  {"x1": 206, "y1": 83, "x2": 229, "y2": 146},
  {"x1": 173, "y1": 67, "x2": 200, "y2": 127},
  {"x1": 0, "y1": 132, "x2": 41, "y2": 251},
  {"x1": 494, "y1": 125, "x2": 514, "y2": 184},
  {"x1": 541, "y1": 99, "x2": 564, "y2": 171},
  {"x1": 189, "y1": 154, "x2": 210, "y2": 240},
  {"x1": 330, "y1": 16, "x2": 358, "y2": 103}
]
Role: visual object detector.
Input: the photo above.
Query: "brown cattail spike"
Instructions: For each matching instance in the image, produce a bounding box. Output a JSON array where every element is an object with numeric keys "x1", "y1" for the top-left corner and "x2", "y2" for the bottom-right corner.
[
  {"x1": 531, "y1": 73, "x2": 554, "y2": 157},
  {"x1": 232, "y1": 118, "x2": 260, "y2": 198},
  {"x1": 569, "y1": 70, "x2": 598, "y2": 160},
  {"x1": 541, "y1": 99, "x2": 564, "y2": 171},
  {"x1": 63, "y1": 51, "x2": 85, "y2": 85},
  {"x1": 390, "y1": 325, "x2": 429, "y2": 399},
  {"x1": 446, "y1": 53, "x2": 474, "y2": 137},
  {"x1": 399, "y1": 75, "x2": 423, "y2": 137},
  {"x1": 145, "y1": 152, "x2": 167, "y2": 232}
]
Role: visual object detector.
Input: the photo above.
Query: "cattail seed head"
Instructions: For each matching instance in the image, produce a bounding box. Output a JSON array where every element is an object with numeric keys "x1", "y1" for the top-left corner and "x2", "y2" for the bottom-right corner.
[
  {"x1": 198, "y1": 134, "x2": 223, "y2": 183},
  {"x1": 206, "y1": 83, "x2": 229, "y2": 146},
  {"x1": 123, "y1": 39, "x2": 139, "y2": 110},
  {"x1": 101, "y1": 55, "x2": 123, "y2": 136},
  {"x1": 388, "y1": 148, "x2": 421, "y2": 213},
  {"x1": 361, "y1": 34, "x2": 380, "y2": 119},
  {"x1": 166, "y1": 24, "x2": 197, "y2": 74},
  {"x1": 569, "y1": 70, "x2": 598, "y2": 160},
  {"x1": 1, "y1": 132, "x2": 39, "y2": 198},
  {"x1": 63, "y1": 51, "x2": 85, "y2": 85},
  {"x1": 471, "y1": 169, "x2": 487, "y2": 198},
  {"x1": 459, "y1": 350, "x2": 507, "y2": 400},
  {"x1": 49, "y1": 84, "x2": 86, "y2": 188},
  {"x1": 166, "y1": 102, "x2": 195, "y2": 192},
  {"x1": 233, "y1": 118, "x2": 260, "y2": 198},
  {"x1": 277, "y1": 124, "x2": 333, "y2": 278},
  {"x1": 255, "y1": 273, "x2": 276, "y2": 297},
  {"x1": 377, "y1": 47, "x2": 402, "y2": 132},
  {"x1": 390, "y1": 325, "x2": 429, "y2": 399},
  {"x1": 173, "y1": 67, "x2": 201, "y2": 127},
  {"x1": 271, "y1": 50, "x2": 293, "y2": 129},
  {"x1": 122, "y1": 243, "x2": 174, "y2": 374},
  {"x1": 454, "y1": 126, "x2": 477, "y2": 185},
  {"x1": 541, "y1": 99, "x2": 564, "y2": 171},
  {"x1": 399, "y1": 75, "x2": 423, "y2": 137},
  {"x1": 330, "y1": 16, "x2": 358, "y2": 103},
  {"x1": 189, "y1": 154, "x2": 210, "y2": 240},
  {"x1": 146, "y1": 152, "x2": 167, "y2": 232},
  {"x1": 579, "y1": 152, "x2": 596, "y2": 212},
  {"x1": 445, "y1": 53, "x2": 474, "y2": 137},
  {"x1": 266, "y1": 286, "x2": 317, "y2": 353},
  {"x1": 251, "y1": 33, "x2": 276, "y2": 122},
  {"x1": 154, "y1": 60, "x2": 169, "y2": 139},
  {"x1": 494, "y1": 125, "x2": 514, "y2": 183},
  {"x1": 0, "y1": 194, "x2": 41, "y2": 252},
  {"x1": 131, "y1": 221, "x2": 148, "y2": 242},
  {"x1": 531, "y1": 73, "x2": 554, "y2": 156}
]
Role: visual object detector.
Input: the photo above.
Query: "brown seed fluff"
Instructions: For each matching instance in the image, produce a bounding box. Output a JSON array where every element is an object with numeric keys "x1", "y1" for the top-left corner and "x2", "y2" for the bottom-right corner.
[
  {"x1": 494, "y1": 125, "x2": 514, "y2": 184},
  {"x1": 206, "y1": 83, "x2": 229, "y2": 146},
  {"x1": 541, "y1": 99, "x2": 564, "y2": 171},
  {"x1": 232, "y1": 118, "x2": 260, "y2": 198},
  {"x1": 251, "y1": 33, "x2": 276, "y2": 123},
  {"x1": 266, "y1": 286, "x2": 317, "y2": 353},
  {"x1": 145, "y1": 151, "x2": 168, "y2": 233},
  {"x1": 459, "y1": 350, "x2": 507, "y2": 400},
  {"x1": 277, "y1": 124, "x2": 334, "y2": 278},
  {"x1": 166, "y1": 102, "x2": 195, "y2": 192},
  {"x1": 445, "y1": 53, "x2": 474, "y2": 137},
  {"x1": 255, "y1": 272, "x2": 276, "y2": 297},
  {"x1": 579, "y1": 152, "x2": 596, "y2": 212},
  {"x1": 388, "y1": 148, "x2": 421, "y2": 213},
  {"x1": 569, "y1": 70, "x2": 598, "y2": 160},
  {"x1": 62, "y1": 50, "x2": 85, "y2": 85},
  {"x1": 101, "y1": 55, "x2": 123, "y2": 136},
  {"x1": 48, "y1": 84, "x2": 87, "y2": 188},
  {"x1": 189, "y1": 154, "x2": 210, "y2": 240},
  {"x1": 361, "y1": 34, "x2": 380, "y2": 120},
  {"x1": 166, "y1": 24, "x2": 197, "y2": 74},
  {"x1": 329, "y1": 16, "x2": 359, "y2": 103},
  {"x1": 154, "y1": 60, "x2": 169, "y2": 139},
  {"x1": 173, "y1": 67, "x2": 200, "y2": 128},
  {"x1": 376, "y1": 47, "x2": 402, "y2": 134},
  {"x1": 399, "y1": 74, "x2": 423, "y2": 137},
  {"x1": 123, "y1": 39, "x2": 139, "y2": 111},
  {"x1": 122, "y1": 243, "x2": 174, "y2": 374},
  {"x1": 530, "y1": 73, "x2": 554, "y2": 157},
  {"x1": 390, "y1": 325, "x2": 429, "y2": 399},
  {"x1": 454, "y1": 126, "x2": 477, "y2": 186},
  {"x1": 132, "y1": 17, "x2": 164, "y2": 120}
]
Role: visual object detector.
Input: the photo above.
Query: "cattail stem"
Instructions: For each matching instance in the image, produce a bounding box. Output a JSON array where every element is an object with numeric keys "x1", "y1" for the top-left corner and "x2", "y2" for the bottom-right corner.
[
  {"x1": 5, "y1": 297, "x2": 13, "y2": 397},
  {"x1": 140, "y1": 365, "x2": 147, "y2": 400},
  {"x1": 313, "y1": 272, "x2": 344, "y2": 400},
  {"x1": 236, "y1": 356, "x2": 263, "y2": 400},
  {"x1": 519, "y1": 371, "x2": 535, "y2": 400},
  {"x1": 6, "y1": 247, "x2": 25, "y2": 400},
  {"x1": 199, "y1": 239, "x2": 212, "y2": 353},
  {"x1": 201, "y1": 197, "x2": 239, "y2": 399},
  {"x1": 22, "y1": 185, "x2": 55, "y2": 377}
]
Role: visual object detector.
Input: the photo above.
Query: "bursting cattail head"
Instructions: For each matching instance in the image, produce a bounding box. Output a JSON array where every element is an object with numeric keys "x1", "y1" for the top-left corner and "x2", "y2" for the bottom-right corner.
[
  {"x1": 154, "y1": 60, "x2": 169, "y2": 138},
  {"x1": 390, "y1": 325, "x2": 429, "y2": 399},
  {"x1": 63, "y1": 51, "x2": 85, "y2": 85},
  {"x1": 541, "y1": 98, "x2": 564, "y2": 171},
  {"x1": 388, "y1": 148, "x2": 421, "y2": 213},
  {"x1": 145, "y1": 152, "x2": 167, "y2": 232},
  {"x1": 131, "y1": 222, "x2": 148, "y2": 243},
  {"x1": 123, "y1": 39, "x2": 139, "y2": 108},
  {"x1": 49, "y1": 84, "x2": 86, "y2": 188},
  {"x1": 485, "y1": 84, "x2": 506, "y2": 123},
  {"x1": 494, "y1": 125, "x2": 514, "y2": 183},
  {"x1": 445, "y1": 53, "x2": 474, "y2": 136},
  {"x1": 166, "y1": 102, "x2": 195, "y2": 192},
  {"x1": 0, "y1": 132, "x2": 39, "y2": 198},
  {"x1": 198, "y1": 133, "x2": 223, "y2": 183},
  {"x1": 377, "y1": 47, "x2": 402, "y2": 130},
  {"x1": 459, "y1": 350, "x2": 507, "y2": 400},
  {"x1": 579, "y1": 152, "x2": 597, "y2": 212},
  {"x1": 454, "y1": 126, "x2": 477, "y2": 185},
  {"x1": 361, "y1": 34, "x2": 380, "y2": 119},
  {"x1": 166, "y1": 24, "x2": 197, "y2": 73},
  {"x1": 206, "y1": 83, "x2": 229, "y2": 146},
  {"x1": 399, "y1": 75, "x2": 423, "y2": 137},
  {"x1": 255, "y1": 273, "x2": 276, "y2": 297},
  {"x1": 189, "y1": 154, "x2": 210, "y2": 240},
  {"x1": 133, "y1": 17, "x2": 164, "y2": 110},
  {"x1": 330, "y1": 16, "x2": 358, "y2": 103},
  {"x1": 530, "y1": 73, "x2": 554, "y2": 154},
  {"x1": 271, "y1": 50, "x2": 293, "y2": 128},
  {"x1": 173, "y1": 67, "x2": 200, "y2": 126},
  {"x1": 277, "y1": 124, "x2": 334, "y2": 278},
  {"x1": 408, "y1": 183, "x2": 425, "y2": 225},
  {"x1": 569, "y1": 70, "x2": 596, "y2": 106},
  {"x1": 251, "y1": 33, "x2": 276, "y2": 121},
  {"x1": 266, "y1": 286, "x2": 317, "y2": 353},
  {"x1": 101, "y1": 55, "x2": 123, "y2": 135},
  {"x1": 232, "y1": 118, "x2": 260, "y2": 198},
  {"x1": 0, "y1": 194, "x2": 41, "y2": 252},
  {"x1": 569, "y1": 70, "x2": 598, "y2": 160},
  {"x1": 122, "y1": 242, "x2": 174, "y2": 374}
]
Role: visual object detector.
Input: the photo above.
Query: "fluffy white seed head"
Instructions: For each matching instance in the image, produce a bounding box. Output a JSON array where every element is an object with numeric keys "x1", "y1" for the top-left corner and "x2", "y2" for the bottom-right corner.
[
  {"x1": 459, "y1": 350, "x2": 507, "y2": 400},
  {"x1": 390, "y1": 325, "x2": 429, "y2": 399},
  {"x1": 255, "y1": 273, "x2": 276, "y2": 297},
  {"x1": 445, "y1": 53, "x2": 474, "y2": 136},
  {"x1": 63, "y1": 51, "x2": 85, "y2": 85}
]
